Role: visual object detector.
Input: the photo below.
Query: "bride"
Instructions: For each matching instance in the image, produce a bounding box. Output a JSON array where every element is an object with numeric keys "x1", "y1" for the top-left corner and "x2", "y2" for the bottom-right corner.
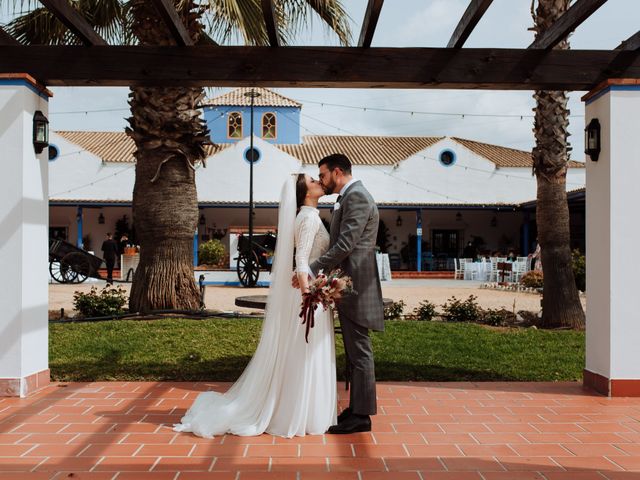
[{"x1": 173, "y1": 173, "x2": 336, "y2": 438}]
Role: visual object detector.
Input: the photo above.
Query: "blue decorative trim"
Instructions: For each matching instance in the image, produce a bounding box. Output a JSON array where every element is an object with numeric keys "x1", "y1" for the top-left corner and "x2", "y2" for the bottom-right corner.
[
  {"x1": 0, "y1": 79, "x2": 50, "y2": 101},
  {"x1": 438, "y1": 148, "x2": 457, "y2": 167},
  {"x1": 585, "y1": 85, "x2": 640, "y2": 106}
]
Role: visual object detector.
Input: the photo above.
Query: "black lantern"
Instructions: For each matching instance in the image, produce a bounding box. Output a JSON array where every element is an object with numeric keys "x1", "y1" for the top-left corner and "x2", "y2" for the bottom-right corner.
[
  {"x1": 33, "y1": 110, "x2": 49, "y2": 154},
  {"x1": 199, "y1": 213, "x2": 206, "y2": 225},
  {"x1": 584, "y1": 118, "x2": 601, "y2": 162},
  {"x1": 396, "y1": 215, "x2": 402, "y2": 227},
  {"x1": 98, "y1": 213, "x2": 105, "y2": 224},
  {"x1": 456, "y1": 211, "x2": 462, "y2": 222}
]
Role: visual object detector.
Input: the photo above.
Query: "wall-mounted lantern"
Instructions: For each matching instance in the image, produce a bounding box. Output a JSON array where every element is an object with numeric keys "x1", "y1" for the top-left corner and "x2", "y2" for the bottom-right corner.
[
  {"x1": 199, "y1": 213, "x2": 206, "y2": 225},
  {"x1": 33, "y1": 110, "x2": 49, "y2": 154},
  {"x1": 396, "y1": 215, "x2": 402, "y2": 227},
  {"x1": 98, "y1": 213, "x2": 105, "y2": 224},
  {"x1": 456, "y1": 211, "x2": 462, "y2": 222},
  {"x1": 584, "y1": 118, "x2": 601, "y2": 162},
  {"x1": 490, "y1": 215, "x2": 497, "y2": 228}
]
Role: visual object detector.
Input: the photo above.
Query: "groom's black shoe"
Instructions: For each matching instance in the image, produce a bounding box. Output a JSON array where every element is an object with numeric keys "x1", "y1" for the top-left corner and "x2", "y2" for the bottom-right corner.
[
  {"x1": 337, "y1": 407, "x2": 352, "y2": 423},
  {"x1": 327, "y1": 414, "x2": 371, "y2": 434}
]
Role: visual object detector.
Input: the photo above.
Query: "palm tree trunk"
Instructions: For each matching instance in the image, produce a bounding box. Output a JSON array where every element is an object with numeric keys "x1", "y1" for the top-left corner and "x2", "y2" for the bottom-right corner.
[
  {"x1": 531, "y1": 0, "x2": 584, "y2": 329},
  {"x1": 535, "y1": 174, "x2": 584, "y2": 329},
  {"x1": 128, "y1": 1, "x2": 208, "y2": 312}
]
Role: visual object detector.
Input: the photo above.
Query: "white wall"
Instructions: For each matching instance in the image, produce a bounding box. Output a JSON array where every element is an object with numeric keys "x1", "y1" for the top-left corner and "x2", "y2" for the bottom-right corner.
[
  {"x1": 50, "y1": 134, "x2": 585, "y2": 207},
  {"x1": 585, "y1": 86, "x2": 640, "y2": 382},
  {"x1": 0, "y1": 81, "x2": 49, "y2": 394}
]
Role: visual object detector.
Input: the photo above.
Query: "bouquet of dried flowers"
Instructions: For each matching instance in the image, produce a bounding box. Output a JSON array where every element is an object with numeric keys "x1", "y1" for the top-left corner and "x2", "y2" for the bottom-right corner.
[{"x1": 299, "y1": 269, "x2": 355, "y2": 343}]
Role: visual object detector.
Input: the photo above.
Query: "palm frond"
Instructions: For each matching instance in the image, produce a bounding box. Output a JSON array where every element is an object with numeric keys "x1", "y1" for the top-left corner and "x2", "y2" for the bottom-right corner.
[
  {"x1": 6, "y1": 7, "x2": 76, "y2": 44},
  {"x1": 201, "y1": 0, "x2": 351, "y2": 46},
  {"x1": 280, "y1": 0, "x2": 351, "y2": 46},
  {"x1": 5, "y1": 0, "x2": 130, "y2": 45}
]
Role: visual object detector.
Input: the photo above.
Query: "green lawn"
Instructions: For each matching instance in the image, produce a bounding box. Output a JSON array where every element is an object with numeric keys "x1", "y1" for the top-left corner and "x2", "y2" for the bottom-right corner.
[{"x1": 50, "y1": 319, "x2": 584, "y2": 382}]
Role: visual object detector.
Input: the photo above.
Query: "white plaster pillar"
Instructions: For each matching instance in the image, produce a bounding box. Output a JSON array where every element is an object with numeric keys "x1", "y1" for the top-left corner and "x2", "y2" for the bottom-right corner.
[
  {"x1": 0, "y1": 75, "x2": 52, "y2": 397},
  {"x1": 583, "y1": 79, "x2": 640, "y2": 396}
]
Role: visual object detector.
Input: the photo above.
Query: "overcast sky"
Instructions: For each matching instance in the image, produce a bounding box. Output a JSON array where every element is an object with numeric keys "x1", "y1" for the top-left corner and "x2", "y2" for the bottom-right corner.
[{"x1": 7, "y1": 0, "x2": 639, "y2": 158}]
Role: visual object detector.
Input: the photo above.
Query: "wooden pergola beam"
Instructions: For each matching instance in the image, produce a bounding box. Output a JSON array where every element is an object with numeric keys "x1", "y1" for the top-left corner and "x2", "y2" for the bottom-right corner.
[
  {"x1": 447, "y1": 0, "x2": 493, "y2": 49},
  {"x1": 39, "y1": 0, "x2": 106, "y2": 46},
  {"x1": 261, "y1": 0, "x2": 280, "y2": 47},
  {"x1": 151, "y1": 0, "x2": 193, "y2": 47},
  {"x1": 529, "y1": 0, "x2": 607, "y2": 50},
  {"x1": 0, "y1": 27, "x2": 20, "y2": 46},
  {"x1": 616, "y1": 31, "x2": 640, "y2": 51},
  {"x1": 0, "y1": 46, "x2": 638, "y2": 90},
  {"x1": 358, "y1": 0, "x2": 384, "y2": 48}
]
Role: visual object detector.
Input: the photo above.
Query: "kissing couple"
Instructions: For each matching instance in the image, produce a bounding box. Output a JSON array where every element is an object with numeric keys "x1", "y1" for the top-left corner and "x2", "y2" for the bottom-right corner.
[{"x1": 174, "y1": 153, "x2": 384, "y2": 438}]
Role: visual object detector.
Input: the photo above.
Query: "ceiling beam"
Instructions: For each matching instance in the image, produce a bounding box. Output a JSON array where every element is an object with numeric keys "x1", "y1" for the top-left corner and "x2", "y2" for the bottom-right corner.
[
  {"x1": 151, "y1": 0, "x2": 193, "y2": 47},
  {"x1": 447, "y1": 0, "x2": 493, "y2": 48},
  {"x1": 39, "y1": 0, "x2": 107, "y2": 46},
  {"x1": 0, "y1": 46, "x2": 637, "y2": 90},
  {"x1": 616, "y1": 31, "x2": 640, "y2": 51},
  {"x1": 261, "y1": 0, "x2": 280, "y2": 47},
  {"x1": 0, "y1": 27, "x2": 20, "y2": 46},
  {"x1": 358, "y1": 0, "x2": 384, "y2": 47},
  {"x1": 529, "y1": 0, "x2": 607, "y2": 50}
]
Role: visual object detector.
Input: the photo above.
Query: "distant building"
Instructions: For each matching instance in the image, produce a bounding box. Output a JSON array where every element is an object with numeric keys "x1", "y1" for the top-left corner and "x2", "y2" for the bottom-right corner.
[{"x1": 49, "y1": 88, "x2": 586, "y2": 270}]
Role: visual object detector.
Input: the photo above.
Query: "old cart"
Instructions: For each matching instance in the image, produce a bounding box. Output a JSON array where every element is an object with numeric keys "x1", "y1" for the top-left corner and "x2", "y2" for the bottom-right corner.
[
  {"x1": 235, "y1": 231, "x2": 276, "y2": 288},
  {"x1": 49, "y1": 238, "x2": 104, "y2": 284}
]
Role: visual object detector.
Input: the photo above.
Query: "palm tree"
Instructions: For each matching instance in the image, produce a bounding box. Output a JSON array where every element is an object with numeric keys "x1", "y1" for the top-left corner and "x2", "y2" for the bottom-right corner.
[
  {"x1": 6, "y1": 0, "x2": 350, "y2": 312},
  {"x1": 530, "y1": 0, "x2": 585, "y2": 329}
]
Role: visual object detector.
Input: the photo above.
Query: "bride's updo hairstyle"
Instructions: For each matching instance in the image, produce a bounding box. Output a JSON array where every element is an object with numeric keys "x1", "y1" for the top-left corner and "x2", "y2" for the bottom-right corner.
[{"x1": 295, "y1": 173, "x2": 307, "y2": 211}]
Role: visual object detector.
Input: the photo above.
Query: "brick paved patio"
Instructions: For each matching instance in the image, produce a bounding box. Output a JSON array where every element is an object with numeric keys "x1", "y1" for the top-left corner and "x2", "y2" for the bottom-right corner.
[{"x1": 1, "y1": 381, "x2": 640, "y2": 479}]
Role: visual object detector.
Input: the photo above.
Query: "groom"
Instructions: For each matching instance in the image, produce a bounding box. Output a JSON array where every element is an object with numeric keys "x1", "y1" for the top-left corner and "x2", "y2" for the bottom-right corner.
[{"x1": 311, "y1": 153, "x2": 384, "y2": 434}]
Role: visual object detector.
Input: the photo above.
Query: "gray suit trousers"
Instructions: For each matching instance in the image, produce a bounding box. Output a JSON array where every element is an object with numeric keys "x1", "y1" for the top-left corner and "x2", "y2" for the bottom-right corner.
[{"x1": 339, "y1": 309, "x2": 377, "y2": 416}]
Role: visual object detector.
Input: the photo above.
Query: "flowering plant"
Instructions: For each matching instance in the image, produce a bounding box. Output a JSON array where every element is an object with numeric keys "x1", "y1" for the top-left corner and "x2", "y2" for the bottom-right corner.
[{"x1": 299, "y1": 269, "x2": 356, "y2": 343}]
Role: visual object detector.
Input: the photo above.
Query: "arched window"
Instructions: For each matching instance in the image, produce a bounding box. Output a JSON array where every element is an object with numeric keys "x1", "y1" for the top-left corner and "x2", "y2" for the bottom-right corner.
[
  {"x1": 227, "y1": 112, "x2": 242, "y2": 139},
  {"x1": 261, "y1": 112, "x2": 277, "y2": 139}
]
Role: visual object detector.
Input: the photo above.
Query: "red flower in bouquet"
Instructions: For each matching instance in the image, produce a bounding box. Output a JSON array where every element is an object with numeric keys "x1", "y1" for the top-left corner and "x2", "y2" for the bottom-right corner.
[{"x1": 299, "y1": 269, "x2": 355, "y2": 343}]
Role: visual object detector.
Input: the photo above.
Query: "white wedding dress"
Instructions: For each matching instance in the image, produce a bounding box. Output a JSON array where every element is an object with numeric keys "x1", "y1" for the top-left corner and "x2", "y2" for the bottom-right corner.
[{"x1": 173, "y1": 179, "x2": 336, "y2": 438}]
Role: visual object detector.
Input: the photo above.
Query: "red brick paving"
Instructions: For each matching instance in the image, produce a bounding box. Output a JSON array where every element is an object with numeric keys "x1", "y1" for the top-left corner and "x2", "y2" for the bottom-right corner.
[{"x1": 1, "y1": 381, "x2": 640, "y2": 479}]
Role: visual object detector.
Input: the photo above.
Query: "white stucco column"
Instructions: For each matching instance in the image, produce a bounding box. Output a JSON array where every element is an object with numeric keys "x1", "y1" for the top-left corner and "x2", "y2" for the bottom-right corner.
[
  {"x1": 0, "y1": 74, "x2": 52, "y2": 397},
  {"x1": 583, "y1": 79, "x2": 640, "y2": 397}
]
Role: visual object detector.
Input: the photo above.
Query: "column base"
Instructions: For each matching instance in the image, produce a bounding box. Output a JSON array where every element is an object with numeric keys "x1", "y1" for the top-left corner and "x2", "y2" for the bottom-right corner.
[
  {"x1": 583, "y1": 369, "x2": 640, "y2": 396},
  {"x1": 0, "y1": 369, "x2": 50, "y2": 397}
]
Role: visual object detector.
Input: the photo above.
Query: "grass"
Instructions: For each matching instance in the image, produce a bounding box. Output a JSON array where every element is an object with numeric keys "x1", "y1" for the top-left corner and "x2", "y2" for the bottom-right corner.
[{"x1": 50, "y1": 318, "x2": 585, "y2": 383}]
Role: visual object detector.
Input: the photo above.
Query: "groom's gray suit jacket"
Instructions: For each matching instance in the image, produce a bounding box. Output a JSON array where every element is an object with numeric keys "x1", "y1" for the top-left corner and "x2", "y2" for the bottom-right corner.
[{"x1": 310, "y1": 180, "x2": 384, "y2": 332}]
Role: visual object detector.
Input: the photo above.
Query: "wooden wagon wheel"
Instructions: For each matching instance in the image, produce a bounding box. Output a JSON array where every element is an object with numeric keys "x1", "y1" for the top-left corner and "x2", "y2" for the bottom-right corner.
[
  {"x1": 237, "y1": 250, "x2": 260, "y2": 288},
  {"x1": 49, "y1": 260, "x2": 76, "y2": 284},
  {"x1": 61, "y1": 252, "x2": 91, "y2": 284}
]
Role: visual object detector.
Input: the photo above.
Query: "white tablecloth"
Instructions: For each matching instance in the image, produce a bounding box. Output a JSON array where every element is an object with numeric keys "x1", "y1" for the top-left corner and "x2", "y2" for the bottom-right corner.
[
  {"x1": 464, "y1": 261, "x2": 490, "y2": 281},
  {"x1": 376, "y1": 253, "x2": 392, "y2": 281}
]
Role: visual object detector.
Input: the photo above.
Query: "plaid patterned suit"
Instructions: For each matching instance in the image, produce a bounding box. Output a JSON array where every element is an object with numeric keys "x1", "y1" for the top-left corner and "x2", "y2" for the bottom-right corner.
[{"x1": 310, "y1": 180, "x2": 383, "y2": 415}]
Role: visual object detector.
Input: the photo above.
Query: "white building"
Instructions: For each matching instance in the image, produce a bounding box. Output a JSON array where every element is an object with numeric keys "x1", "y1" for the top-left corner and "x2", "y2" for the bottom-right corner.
[{"x1": 49, "y1": 88, "x2": 586, "y2": 271}]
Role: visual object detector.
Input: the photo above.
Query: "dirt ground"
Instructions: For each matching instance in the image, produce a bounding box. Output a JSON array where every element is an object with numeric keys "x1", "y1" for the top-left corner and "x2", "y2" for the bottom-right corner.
[{"x1": 49, "y1": 279, "x2": 586, "y2": 316}]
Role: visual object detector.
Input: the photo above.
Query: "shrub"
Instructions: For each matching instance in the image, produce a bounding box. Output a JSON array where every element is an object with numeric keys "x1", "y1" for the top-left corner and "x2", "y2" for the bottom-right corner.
[
  {"x1": 384, "y1": 300, "x2": 405, "y2": 320},
  {"x1": 413, "y1": 300, "x2": 438, "y2": 321},
  {"x1": 481, "y1": 308, "x2": 516, "y2": 327},
  {"x1": 521, "y1": 270, "x2": 543, "y2": 289},
  {"x1": 442, "y1": 295, "x2": 482, "y2": 323},
  {"x1": 199, "y1": 239, "x2": 225, "y2": 266},
  {"x1": 572, "y1": 249, "x2": 586, "y2": 292},
  {"x1": 73, "y1": 285, "x2": 128, "y2": 318}
]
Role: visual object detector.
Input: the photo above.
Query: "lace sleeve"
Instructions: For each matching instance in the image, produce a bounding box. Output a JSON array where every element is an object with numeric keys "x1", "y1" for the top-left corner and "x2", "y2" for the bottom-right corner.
[{"x1": 295, "y1": 214, "x2": 320, "y2": 274}]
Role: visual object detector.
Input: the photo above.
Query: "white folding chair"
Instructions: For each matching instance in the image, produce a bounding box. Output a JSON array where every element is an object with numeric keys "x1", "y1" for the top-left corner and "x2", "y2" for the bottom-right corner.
[
  {"x1": 489, "y1": 257, "x2": 498, "y2": 282},
  {"x1": 454, "y1": 258, "x2": 463, "y2": 280},
  {"x1": 513, "y1": 261, "x2": 527, "y2": 282}
]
